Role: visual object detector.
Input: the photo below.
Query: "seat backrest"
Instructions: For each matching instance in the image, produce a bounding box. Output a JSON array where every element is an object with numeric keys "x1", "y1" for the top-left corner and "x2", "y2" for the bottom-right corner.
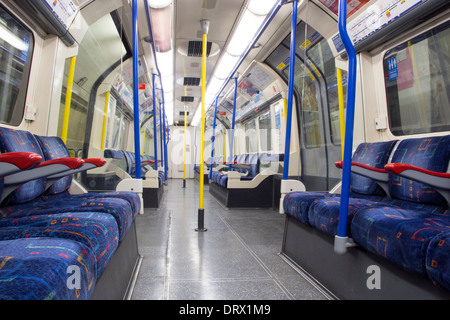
[
  {"x1": 104, "y1": 149, "x2": 124, "y2": 159},
  {"x1": 34, "y1": 135, "x2": 72, "y2": 195},
  {"x1": 247, "y1": 153, "x2": 260, "y2": 177},
  {"x1": 0, "y1": 128, "x2": 46, "y2": 204},
  {"x1": 388, "y1": 135, "x2": 450, "y2": 206},
  {"x1": 350, "y1": 140, "x2": 398, "y2": 196}
]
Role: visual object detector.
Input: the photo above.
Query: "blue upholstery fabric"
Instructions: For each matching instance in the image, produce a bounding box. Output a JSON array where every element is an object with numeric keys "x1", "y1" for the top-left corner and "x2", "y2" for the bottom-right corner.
[
  {"x1": 308, "y1": 196, "x2": 387, "y2": 236},
  {"x1": 0, "y1": 128, "x2": 46, "y2": 204},
  {"x1": 350, "y1": 141, "x2": 397, "y2": 195},
  {"x1": 282, "y1": 141, "x2": 397, "y2": 227},
  {"x1": 388, "y1": 136, "x2": 450, "y2": 206},
  {"x1": 35, "y1": 135, "x2": 72, "y2": 194},
  {"x1": 104, "y1": 149, "x2": 123, "y2": 159},
  {"x1": 351, "y1": 206, "x2": 450, "y2": 275},
  {"x1": 0, "y1": 212, "x2": 118, "y2": 278},
  {"x1": 0, "y1": 238, "x2": 95, "y2": 300},
  {"x1": 0, "y1": 197, "x2": 135, "y2": 241},
  {"x1": 283, "y1": 192, "x2": 336, "y2": 225},
  {"x1": 34, "y1": 135, "x2": 141, "y2": 215},
  {"x1": 426, "y1": 232, "x2": 450, "y2": 291}
]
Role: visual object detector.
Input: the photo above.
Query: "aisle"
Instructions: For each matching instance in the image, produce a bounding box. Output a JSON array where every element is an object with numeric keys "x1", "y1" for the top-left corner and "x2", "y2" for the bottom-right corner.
[{"x1": 131, "y1": 179, "x2": 327, "y2": 300}]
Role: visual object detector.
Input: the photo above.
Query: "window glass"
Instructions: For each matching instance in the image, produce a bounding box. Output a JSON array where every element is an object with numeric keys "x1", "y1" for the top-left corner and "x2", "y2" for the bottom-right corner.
[
  {"x1": 384, "y1": 21, "x2": 450, "y2": 135},
  {"x1": 245, "y1": 118, "x2": 257, "y2": 153},
  {"x1": 0, "y1": 6, "x2": 33, "y2": 125},
  {"x1": 259, "y1": 110, "x2": 272, "y2": 152},
  {"x1": 58, "y1": 13, "x2": 127, "y2": 153}
]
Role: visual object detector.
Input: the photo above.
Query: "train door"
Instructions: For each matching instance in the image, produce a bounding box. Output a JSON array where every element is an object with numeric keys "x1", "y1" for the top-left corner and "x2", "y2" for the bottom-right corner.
[{"x1": 265, "y1": 21, "x2": 343, "y2": 191}]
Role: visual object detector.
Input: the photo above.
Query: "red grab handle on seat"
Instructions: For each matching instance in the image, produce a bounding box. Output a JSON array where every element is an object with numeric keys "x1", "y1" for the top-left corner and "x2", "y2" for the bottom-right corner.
[
  {"x1": 37, "y1": 157, "x2": 84, "y2": 169},
  {"x1": 385, "y1": 163, "x2": 450, "y2": 178}
]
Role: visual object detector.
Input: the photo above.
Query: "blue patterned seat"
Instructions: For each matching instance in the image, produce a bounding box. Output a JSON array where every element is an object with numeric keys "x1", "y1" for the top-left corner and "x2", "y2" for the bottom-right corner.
[
  {"x1": 349, "y1": 135, "x2": 450, "y2": 288},
  {"x1": 283, "y1": 140, "x2": 397, "y2": 226},
  {"x1": 35, "y1": 135, "x2": 141, "y2": 216},
  {"x1": 0, "y1": 129, "x2": 138, "y2": 240},
  {"x1": 0, "y1": 211, "x2": 118, "y2": 278},
  {"x1": 0, "y1": 237, "x2": 96, "y2": 300}
]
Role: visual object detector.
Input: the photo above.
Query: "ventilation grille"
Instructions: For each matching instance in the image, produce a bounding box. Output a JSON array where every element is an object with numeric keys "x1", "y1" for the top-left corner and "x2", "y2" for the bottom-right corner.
[
  {"x1": 181, "y1": 96, "x2": 195, "y2": 102},
  {"x1": 183, "y1": 77, "x2": 201, "y2": 86},
  {"x1": 179, "y1": 111, "x2": 190, "y2": 116},
  {"x1": 188, "y1": 41, "x2": 212, "y2": 57}
]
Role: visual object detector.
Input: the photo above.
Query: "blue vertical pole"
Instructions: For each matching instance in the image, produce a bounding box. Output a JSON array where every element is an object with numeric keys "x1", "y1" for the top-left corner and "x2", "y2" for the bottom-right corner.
[
  {"x1": 162, "y1": 90, "x2": 168, "y2": 181},
  {"x1": 132, "y1": 0, "x2": 141, "y2": 179},
  {"x1": 159, "y1": 98, "x2": 164, "y2": 170},
  {"x1": 336, "y1": 0, "x2": 357, "y2": 241},
  {"x1": 282, "y1": 0, "x2": 297, "y2": 180},
  {"x1": 229, "y1": 77, "x2": 238, "y2": 171},
  {"x1": 152, "y1": 74, "x2": 158, "y2": 171},
  {"x1": 209, "y1": 97, "x2": 219, "y2": 180}
]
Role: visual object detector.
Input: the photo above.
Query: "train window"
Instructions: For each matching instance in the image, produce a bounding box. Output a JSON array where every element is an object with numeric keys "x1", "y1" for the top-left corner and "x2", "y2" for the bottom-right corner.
[
  {"x1": 259, "y1": 110, "x2": 272, "y2": 152},
  {"x1": 57, "y1": 13, "x2": 128, "y2": 155},
  {"x1": 384, "y1": 21, "x2": 450, "y2": 136},
  {"x1": 0, "y1": 6, "x2": 33, "y2": 126},
  {"x1": 245, "y1": 118, "x2": 257, "y2": 153}
]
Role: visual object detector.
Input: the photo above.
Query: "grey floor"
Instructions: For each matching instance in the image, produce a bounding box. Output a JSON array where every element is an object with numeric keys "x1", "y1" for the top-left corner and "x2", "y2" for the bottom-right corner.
[{"x1": 131, "y1": 179, "x2": 328, "y2": 300}]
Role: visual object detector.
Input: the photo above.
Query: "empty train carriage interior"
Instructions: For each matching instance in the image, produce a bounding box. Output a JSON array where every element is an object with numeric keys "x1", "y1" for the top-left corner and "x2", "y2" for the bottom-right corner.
[{"x1": 0, "y1": 0, "x2": 449, "y2": 304}]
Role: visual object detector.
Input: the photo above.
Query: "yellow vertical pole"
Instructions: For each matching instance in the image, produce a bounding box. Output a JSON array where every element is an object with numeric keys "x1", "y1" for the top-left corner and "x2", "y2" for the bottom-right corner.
[
  {"x1": 101, "y1": 91, "x2": 110, "y2": 151},
  {"x1": 61, "y1": 56, "x2": 77, "y2": 145},
  {"x1": 196, "y1": 19, "x2": 209, "y2": 232},
  {"x1": 337, "y1": 68, "x2": 345, "y2": 159},
  {"x1": 183, "y1": 107, "x2": 187, "y2": 188}
]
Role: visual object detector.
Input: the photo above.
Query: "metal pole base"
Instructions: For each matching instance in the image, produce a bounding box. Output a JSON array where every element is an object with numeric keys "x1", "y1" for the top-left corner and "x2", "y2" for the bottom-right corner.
[
  {"x1": 182, "y1": 179, "x2": 186, "y2": 188},
  {"x1": 195, "y1": 208, "x2": 207, "y2": 232}
]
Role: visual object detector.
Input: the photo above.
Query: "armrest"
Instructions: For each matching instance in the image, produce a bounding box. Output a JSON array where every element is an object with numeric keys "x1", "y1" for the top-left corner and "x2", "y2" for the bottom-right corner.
[
  {"x1": 231, "y1": 163, "x2": 251, "y2": 171},
  {"x1": 0, "y1": 152, "x2": 42, "y2": 176},
  {"x1": 4, "y1": 157, "x2": 84, "y2": 185},
  {"x1": 385, "y1": 163, "x2": 450, "y2": 190},
  {"x1": 335, "y1": 161, "x2": 388, "y2": 182},
  {"x1": 46, "y1": 158, "x2": 106, "y2": 180}
]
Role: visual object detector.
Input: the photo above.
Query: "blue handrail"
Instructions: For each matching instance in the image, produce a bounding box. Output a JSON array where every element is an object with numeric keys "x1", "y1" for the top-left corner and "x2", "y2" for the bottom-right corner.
[
  {"x1": 162, "y1": 91, "x2": 168, "y2": 181},
  {"x1": 209, "y1": 97, "x2": 219, "y2": 180},
  {"x1": 337, "y1": 0, "x2": 357, "y2": 239},
  {"x1": 132, "y1": 0, "x2": 141, "y2": 179},
  {"x1": 282, "y1": 0, "x2": 298, "y2": 180},
  {"x1": 229, "y1": 77, "x2": 238, "y2": 171},
  {"x1": 152, "y1": 73, "x2": 158, "y2": 171},
  {"x1": 159, "y1": 97, "x2": 164, "y2": 167}
]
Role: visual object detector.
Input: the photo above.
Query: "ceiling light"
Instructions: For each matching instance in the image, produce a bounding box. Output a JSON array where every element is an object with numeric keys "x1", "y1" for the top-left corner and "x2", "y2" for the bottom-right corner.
[
  {"x1": 226, "y1": 9, "x2": 265, "y2": 57},
  {"x1": 213, "y1": 52, "x2": 240, "y2": 80},
  {"x1": 248, "y1": 0, "x2": 278, "y2": 15},
  {"x1": 148, "y1": 0, "x2": 172, "y2": 9}
]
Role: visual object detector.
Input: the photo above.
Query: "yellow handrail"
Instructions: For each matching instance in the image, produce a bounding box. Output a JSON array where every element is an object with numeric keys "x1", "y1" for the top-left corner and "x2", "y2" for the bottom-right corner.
[
  {"x1": 337, "y1": 68, "x2": 345, "y2": 159},
  {"x1": 101, "y1": 91, "x2": 110, "y2": 151},
  {"x1": 61, "y1": 56, "x2": 77, "y2": 145},
  {"x1": 199, "y1": 32, "x2": 207, "y2": 210},
  {"x1": 183, "y1": 108, "x2": 187, "y2": 181}
]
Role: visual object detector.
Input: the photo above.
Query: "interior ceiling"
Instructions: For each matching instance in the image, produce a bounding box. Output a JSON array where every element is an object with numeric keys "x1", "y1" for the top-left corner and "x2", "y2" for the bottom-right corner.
[{"x1": 173, "y1": 0, "x2": 247, "y2": 125}]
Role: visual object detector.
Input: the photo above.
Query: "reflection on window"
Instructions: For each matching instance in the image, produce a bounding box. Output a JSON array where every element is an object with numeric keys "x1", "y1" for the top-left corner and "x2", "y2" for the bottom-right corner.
[
  {"x1": 259, "y1": 110, "x2": 272, "y2": 152},
  {"x1": 0, "y1": 6, "x2": 33, "y2": 125},
  {"x1": 384, "y1": 21, "x2": 450, "y2": 135}
]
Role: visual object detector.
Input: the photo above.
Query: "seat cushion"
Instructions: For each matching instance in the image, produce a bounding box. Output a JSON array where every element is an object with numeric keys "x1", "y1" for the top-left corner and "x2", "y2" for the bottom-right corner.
[
  {"x1": 0, "y1": 197, "x2": 135, "y2": 241},
  {"x1": 283, "y1": 192, "x2": 336, "y2": 225},
  {"x1": 351, "y1": 206, "x2": 450, "y2": 275},
  {"x1": 308, "y1": 196, "x2": 386, "y2": 236},
  {"x1": 0, "y1": 212, "x2": 119, "y2": 278},
  {"x1": 0, "y1": 237, "x2": 96, "y2": 300},
  {"x1": 426, "y1": 232, "x2": 450, "y2": 291},
  {"x1": 43, "y1": 191, "x2": 141, "y2": 217}
]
